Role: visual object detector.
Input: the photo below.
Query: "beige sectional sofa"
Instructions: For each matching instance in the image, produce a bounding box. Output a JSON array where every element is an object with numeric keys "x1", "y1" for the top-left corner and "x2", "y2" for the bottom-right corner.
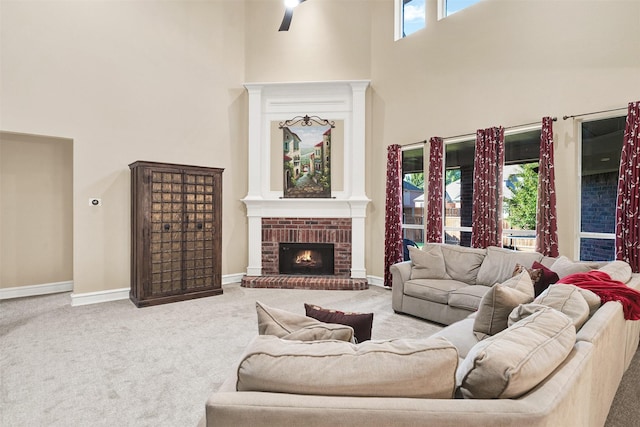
[
  {"x1": 390, "y1": 244, "x2": 601, "y2": 325},
  {"x1": 203, "y1": 250, "x2": 640, "y2": 427}
]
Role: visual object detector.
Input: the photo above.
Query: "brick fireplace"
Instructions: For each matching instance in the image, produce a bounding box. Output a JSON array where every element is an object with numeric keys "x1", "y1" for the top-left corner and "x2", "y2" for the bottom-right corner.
[{"x1": 241, "y1": 80, "x2": 370, "y2": 290}]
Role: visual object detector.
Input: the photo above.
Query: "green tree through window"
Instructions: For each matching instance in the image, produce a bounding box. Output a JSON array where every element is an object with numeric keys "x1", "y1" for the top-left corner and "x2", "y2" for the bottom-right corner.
[{"x1": 504, "y1": 163, "x2": 539, "y2": 230}]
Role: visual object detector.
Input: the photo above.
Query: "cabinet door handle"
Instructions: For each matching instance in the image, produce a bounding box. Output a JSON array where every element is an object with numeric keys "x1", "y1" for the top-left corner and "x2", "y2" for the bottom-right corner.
[{"x1": 164, "y1": 224, "x2": 170, "y2": 231}]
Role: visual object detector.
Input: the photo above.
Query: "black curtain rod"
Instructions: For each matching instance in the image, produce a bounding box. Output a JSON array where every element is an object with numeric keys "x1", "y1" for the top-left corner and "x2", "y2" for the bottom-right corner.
[
  {"x1": 562, "y1": 107, "x2": 627, "y2": 120},
  {"x1": 403, "y1": 117, "x2": 558, "y2": 146}
]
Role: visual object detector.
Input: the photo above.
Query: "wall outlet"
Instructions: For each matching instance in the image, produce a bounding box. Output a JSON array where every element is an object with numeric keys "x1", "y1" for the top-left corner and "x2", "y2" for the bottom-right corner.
[{"x1": 89, "y1": 198, "x2": 102, "y2": 206}]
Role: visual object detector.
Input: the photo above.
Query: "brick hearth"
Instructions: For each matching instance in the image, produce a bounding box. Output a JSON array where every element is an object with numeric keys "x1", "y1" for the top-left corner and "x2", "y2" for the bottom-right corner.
[{"x1": 240, "y1": 217, "x2": 369, "y2": 290}]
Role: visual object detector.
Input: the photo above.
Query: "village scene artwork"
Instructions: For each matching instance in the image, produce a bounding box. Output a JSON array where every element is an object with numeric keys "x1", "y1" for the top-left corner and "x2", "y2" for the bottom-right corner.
[{"x1": 282, "y1": 124, "x2": 331, "y2": 198}]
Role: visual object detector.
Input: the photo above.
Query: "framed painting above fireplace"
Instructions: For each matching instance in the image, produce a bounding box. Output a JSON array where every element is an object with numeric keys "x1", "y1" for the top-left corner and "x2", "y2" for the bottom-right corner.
[{"x1": 280, "y1": 115, "x2": 334, "y2": 199}]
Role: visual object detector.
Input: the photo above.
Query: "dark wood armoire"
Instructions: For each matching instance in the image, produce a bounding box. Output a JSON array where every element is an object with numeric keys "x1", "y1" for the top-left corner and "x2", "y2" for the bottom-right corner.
[{"x1": 129, "y1": 161, "x2": 223, "y2": 307}]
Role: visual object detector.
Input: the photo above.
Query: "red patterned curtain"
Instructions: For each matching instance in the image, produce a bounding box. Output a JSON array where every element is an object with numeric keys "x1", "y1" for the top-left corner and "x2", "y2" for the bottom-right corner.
[
  {"x1": 615, "y1": 101, "x2": 640, "y2": 273},
  {"x1": 384, "y1": 144, "x2": 404, "y2": 287},
  {"x1": 426, "y1": 137, "x2": 444, "y2": 243},
  {"x1": 535, "y1": 117, "x2": 559, "y2": 257},
  {"x1": 471, "y1": 127, "x2": 505, "y2": 248}
]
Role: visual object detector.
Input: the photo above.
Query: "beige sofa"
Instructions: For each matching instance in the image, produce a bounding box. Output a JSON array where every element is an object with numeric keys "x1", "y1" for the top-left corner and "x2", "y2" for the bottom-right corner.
[
  {"x1": 204, "y1": 259, "x2": 640, "y2": 427},
  {"x1": 390, "y1": 244, "x2": 600, "y2": 325}
]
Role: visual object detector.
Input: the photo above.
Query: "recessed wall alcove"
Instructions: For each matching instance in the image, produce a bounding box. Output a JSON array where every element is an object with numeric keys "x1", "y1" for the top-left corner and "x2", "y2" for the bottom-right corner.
[{"x1": 241, "y1": 80, "x2": 370, "y2": 289}]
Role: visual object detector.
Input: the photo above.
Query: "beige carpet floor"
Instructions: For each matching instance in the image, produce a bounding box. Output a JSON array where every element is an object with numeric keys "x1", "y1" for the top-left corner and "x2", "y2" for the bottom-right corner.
[{"x1": 1, "y1": 283, "x2": 637, "y2": 426}]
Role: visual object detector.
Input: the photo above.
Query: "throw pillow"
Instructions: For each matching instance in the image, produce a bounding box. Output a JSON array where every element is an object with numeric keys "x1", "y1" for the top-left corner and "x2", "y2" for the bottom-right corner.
[
  {"x1": 473, "y1": 283, "x2": 534, "y2": 340},
  {"x1": 237, "y1": 335, "x2": 459, "y2": 399},
  {"x1": 500, "y1": 269, "x2": 535, "y2": 298},
  {"x1": 256, "y1": 301, "x2": 354, "y2": 342},
  {"x1": 458, "y1": 307, "x2": 576, "y2": 399},
  {"x1": 408, "y1": 245, "x2": 448, "y2": 280},
  {"x1": 305, "y1": 303, "x2": 373, "y2": 342},
  {"x1": 513, "y1": 261, "x2": 559, "y2": 297}
]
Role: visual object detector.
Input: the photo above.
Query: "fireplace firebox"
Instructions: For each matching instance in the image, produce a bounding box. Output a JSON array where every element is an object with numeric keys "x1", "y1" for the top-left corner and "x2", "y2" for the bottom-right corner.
[{"x1": 279, "y1": 243, "x2": 335, "y2": 276}]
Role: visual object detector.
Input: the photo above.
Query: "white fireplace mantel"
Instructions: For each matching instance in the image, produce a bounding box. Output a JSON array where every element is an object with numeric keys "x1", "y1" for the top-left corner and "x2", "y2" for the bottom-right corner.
[{"x1": 242, "y1": 80, "x2": 371, "y2": 278}]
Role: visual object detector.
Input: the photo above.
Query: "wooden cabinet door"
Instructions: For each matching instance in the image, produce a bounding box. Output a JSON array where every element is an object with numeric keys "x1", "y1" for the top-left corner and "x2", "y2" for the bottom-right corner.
[{"x1": 149, "y1": 169, "x2": 184, "y2": 296}]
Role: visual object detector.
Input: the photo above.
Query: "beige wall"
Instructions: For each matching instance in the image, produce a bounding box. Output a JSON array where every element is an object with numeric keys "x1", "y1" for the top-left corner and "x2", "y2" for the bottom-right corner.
[
  {"x1": 1, "y1": 1, "x2": 247, "y2": 294},
  {"x1": 1, "y1": 0, "x2": 639, "y2": 293},
  {"x1": 1, "y1": 132, "x2": 73, "y2": 288},
  {"x1": 366, "y1": 0, "x2": 640, "y2": 277}
]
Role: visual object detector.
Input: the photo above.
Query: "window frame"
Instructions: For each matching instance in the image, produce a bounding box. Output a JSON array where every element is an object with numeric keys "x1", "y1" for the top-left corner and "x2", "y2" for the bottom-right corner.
[
  {"x1": 575, "y1": 112, "x2": 625, "y2": 261},
  {"x1": 394, "y1": 0, "x2": 426, "y2": 41}
]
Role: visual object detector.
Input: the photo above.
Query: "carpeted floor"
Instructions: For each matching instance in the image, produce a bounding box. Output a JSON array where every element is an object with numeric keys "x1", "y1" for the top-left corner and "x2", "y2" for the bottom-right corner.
[{"x1": 0, "y1": 283, "x2": 638, "y2": 426}]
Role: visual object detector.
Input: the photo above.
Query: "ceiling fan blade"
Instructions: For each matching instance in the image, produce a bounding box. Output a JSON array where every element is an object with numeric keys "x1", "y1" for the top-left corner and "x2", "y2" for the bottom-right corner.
[{"x1": 279, "y1": 8, "x2": 294, "y2": 31}]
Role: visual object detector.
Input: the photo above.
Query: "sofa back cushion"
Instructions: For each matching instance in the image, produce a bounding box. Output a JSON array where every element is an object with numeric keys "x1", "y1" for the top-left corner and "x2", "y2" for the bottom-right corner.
[
  {"x1": 598, "y1": 260, "x2": 632, "y2": 283},
  {"x1": 549, "y1": 255, "x2": 600, "y2": 279},
  {"x1": 237, "y1": 335, "x2": 459, "y2": 399},
  {"x1": 436, "y1": 244, "x2": 486, "y2": 285},
  {"x1": 458, "y1": 307, "x2": 576, "y2": 399},
  {"x1": 476, "y1": 246, "x2": 543, "y2": 286},
  {"x1": 515, "y1": 285, "x2": 590, "y2": 330}
]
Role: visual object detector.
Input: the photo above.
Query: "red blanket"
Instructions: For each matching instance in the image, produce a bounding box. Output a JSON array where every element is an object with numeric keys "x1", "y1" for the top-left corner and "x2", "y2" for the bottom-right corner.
[{"x1": 558, "y1": 270, "x2": 640, "y2": 320}]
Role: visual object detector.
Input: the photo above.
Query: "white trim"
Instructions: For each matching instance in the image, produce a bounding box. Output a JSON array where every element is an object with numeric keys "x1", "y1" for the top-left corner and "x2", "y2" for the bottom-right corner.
[
  {"x1": 69, "y1": 273, "x2": 246, "y2": 306},
  {"x1": 71, "y1": 288, "x2": 130, "y2": 306},
  {"x1": 0, "y1": 281, "x2": 73, "y2": 300},
  {"x1": 394, "y1": 0, "x2": 403, "y2": 41},
  {"x1": 222, "y1": 273, "x2": 245, "y2": 285},
  {"x1": 367, "y1": 275, "x2": 386, "y2": 288}
]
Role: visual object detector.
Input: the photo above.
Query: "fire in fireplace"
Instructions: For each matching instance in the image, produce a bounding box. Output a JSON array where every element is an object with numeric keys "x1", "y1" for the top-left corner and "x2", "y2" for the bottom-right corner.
[{"x1": 279, "y1": 243, "x2": 335, "y2": 276}]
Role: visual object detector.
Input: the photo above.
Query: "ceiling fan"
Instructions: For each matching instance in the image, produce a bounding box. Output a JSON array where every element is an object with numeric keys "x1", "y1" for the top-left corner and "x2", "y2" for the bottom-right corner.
[{"x1": 279, "y1": 0, "x2": 308, "y2": 31}]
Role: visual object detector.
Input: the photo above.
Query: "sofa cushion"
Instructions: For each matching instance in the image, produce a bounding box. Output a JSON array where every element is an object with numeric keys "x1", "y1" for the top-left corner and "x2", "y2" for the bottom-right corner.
[
  {"x1": 237, "y1": 335, "x2": 459, "y2": 398},
  {"x1": 408, "y1": 245, "x2": 448, "y2": 280},
  {"x1": 437, "y1": 244, "x2": 486, "y2": 285},
  {"x1": 598, "y1": 260, "x2": 632, "y2": 283},
  {"x1": 458, "y1": 307, "x2": 576, "y2": 399},
  {"x1": 526, "y1": 284, "x2": 590, "y2": 330},
  {"x1": 473, "y1": 282, "x2": 534, "y2": 340},
  {"x1": 256, "y1": 301, "x2": 354, "y2": 342},
  {"x1": 476, "y1": 246, "x2": 543, "y2": 286},
  {"x1": 448, "y1": 285, "x2": 492, "y2": 311},
  {"x1": 304, "y1": 303, "x2": 373, "y2": 343},
  {"x1": 549, "y1": 255, "x2": 599, "y2": 279},
  {"x1": 404, "y1": 279, "x2": 467, "y2": 305}
]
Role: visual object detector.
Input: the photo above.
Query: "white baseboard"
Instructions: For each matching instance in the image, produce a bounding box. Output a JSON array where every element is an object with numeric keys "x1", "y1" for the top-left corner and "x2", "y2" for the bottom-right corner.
[
  {"x1": 222, "y1": 273, "x2": 245, "y2": 285},
  {"x1": 70, "y1": 287, "x2": 130, "y2": 306},
  {"x1": 70, "y1": 273, "x2": 247, "y2": 306},
  {"x1": 0, "y1": 281, "x2": 74, "y2": 300},
  {"x1": 367, "y1": 275, "x2": 386, "y2": 288}
]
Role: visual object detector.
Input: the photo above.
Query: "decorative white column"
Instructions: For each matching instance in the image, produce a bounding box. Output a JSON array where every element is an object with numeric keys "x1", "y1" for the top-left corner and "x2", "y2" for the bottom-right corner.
[{"x1": 242, "y1": 80, "x2": 371, "y2": 279}]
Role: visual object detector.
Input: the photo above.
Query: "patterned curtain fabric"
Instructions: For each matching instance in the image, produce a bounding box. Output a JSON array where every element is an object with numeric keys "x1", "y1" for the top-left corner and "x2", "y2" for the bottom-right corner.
[
  {"x1": 471, "y1": 127, "x2": 505, "y2": 248},
  {"x1": 535, "y1": 117, "x2": 559, "y2": 257},
  {"x1": 615, "y1": 101, "x2": 640, "y2": 273},
  {"x1": 384, "y1": 144, "x2": 404, "y2": 287},
  {"x1": 426, "y1": 137, "x2": 444, "y2": 243}
]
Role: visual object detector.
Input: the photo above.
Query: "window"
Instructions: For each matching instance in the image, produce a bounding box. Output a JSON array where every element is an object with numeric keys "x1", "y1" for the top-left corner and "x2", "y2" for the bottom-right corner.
[
  {"x1": 439, "y1": 0, "x2": 483, "y2": 19},
  {"x1": 402, "y1": 147, "x2": 424, "y2": 249},
  {"x1": 444, "y1": 129, "x2": 541, "y2": 248},
  {"x1": 579, "y1": 116, "x2": 625, "y2": 261},
  {"x1": 395, "y1": 0, "x2": 425, "y2": 40}
]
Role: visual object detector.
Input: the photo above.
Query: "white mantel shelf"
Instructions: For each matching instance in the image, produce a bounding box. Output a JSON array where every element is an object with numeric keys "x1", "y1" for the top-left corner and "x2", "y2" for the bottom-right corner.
[{"x1": 242, "y1": 80, "x2": 371, "y2": 279}]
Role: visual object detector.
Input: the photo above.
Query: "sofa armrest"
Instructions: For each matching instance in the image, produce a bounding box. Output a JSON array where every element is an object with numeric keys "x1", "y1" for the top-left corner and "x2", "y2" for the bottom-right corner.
[{"x1": 390, "y1": 261, "x2": 412, "y2": 312}]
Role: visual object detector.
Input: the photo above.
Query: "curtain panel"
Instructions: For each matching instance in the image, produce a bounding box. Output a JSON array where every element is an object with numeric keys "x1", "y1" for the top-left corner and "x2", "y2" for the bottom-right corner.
[
  {"x1": 426, "y1": 137, "x2": 444, "y2": 243},
  {"x1": 384, "y1": 144, "x2": 404, "y2": 287},
  {"x1": 615, "y1": 101, "x2": 640, "y2": 273},
  {"x1": 535, "y1": 116, "x2": 559, "y2": 257},
  {"x1": 471, "y1": 127, "x2": 505, "y2": 249}
]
